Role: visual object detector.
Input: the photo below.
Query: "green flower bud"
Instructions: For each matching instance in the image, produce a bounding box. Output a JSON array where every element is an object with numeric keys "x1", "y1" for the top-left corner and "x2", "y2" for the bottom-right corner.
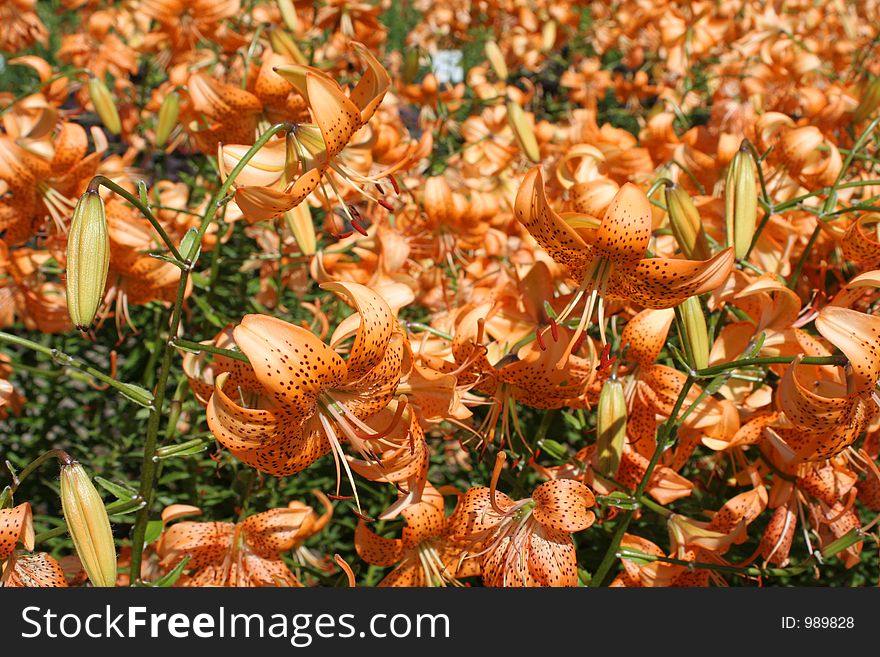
[
  {"x1": 60, "y1": 461, "x2": 117, "y2": 587},
  {"x1": 87, "y1": 76, "x2": 121, "y2": 135},
  {"x1": 596, "y1": 378, "x2": 626, "y2": 477},
  {"x1": 725, "y1": 142, "x2": 758, "y2": 259},
  {"x1": 66, "y1": 190, "x2": 109, "y2": 332},
  {"x1": 664, "y1": 182, "x2": 710, "y2": 260},
  {"x1": 155, "y1": 90, "x2": 180, "y2": 147},
  {"x1": 679, "y1": 296, "x2": 709, "y2": 370}
]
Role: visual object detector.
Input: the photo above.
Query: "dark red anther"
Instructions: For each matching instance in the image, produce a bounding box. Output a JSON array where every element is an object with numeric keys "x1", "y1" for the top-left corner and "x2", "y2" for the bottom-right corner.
[
  {"x1": 535, "y1": 328, "x2": 546, "y2": 351},
  {"x1": 572, "y1": 331, "x2": 587, "y2": 353},
  {"x1": 378, "y1": 198, "x2": 395, "y2": 212},
  {"x1": 351, "y1": 218, "x2": 369, "y2": 236},
  {"x1": 549, "y1": 317, "x2": 559, "y2": 341},
  {"x1": 327, "y1": 494, "x2": 354, "y2": 501},
  {"x1": 388, "y1": 174, "x2": 400, "y2": 194},
  {"x1": 348, "y1": 204, "x2": 362, "y2": 219},
  {"x1": 375, "y1": 183, "x2": 385, "y2": 194},
  {"x1": 353, "y1": 510, "x2": 376, "y2": 522},
  {"x1": 332, "y1": 230, "x2": 354, "y2": 240},
  {"x1": 596, "y1": 343, "x2": 617, "y2": 373}
]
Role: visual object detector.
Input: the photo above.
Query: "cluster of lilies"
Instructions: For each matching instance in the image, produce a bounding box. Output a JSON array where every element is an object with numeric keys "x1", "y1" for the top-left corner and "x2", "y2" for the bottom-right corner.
[{"x1": 2, "y1": 0, "x2": 880, "y2": 587}]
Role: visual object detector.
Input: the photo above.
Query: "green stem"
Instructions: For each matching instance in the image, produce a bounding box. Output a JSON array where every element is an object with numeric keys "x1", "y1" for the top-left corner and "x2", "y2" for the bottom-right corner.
[
  {"x1": 171, "y1": 338, "x2": 250, "y2": 363},
  {"x1": 0, "y1": 449, "x2": 71, "y2": 509},
  {"x1": 0, "y1": 331, "x2": 154, "y2": 408},
  {"x1": 694, "y1": 354, "x2": 846, "y2": 378},
  {"x1": 127, "y1": 123, "x2": 294, "y2": 584},
  {"x1": 787, "y1": 224, "x2": 821, "y2": 290},
  {"x1": 404, "y1": 322, "x2": 454, "y2": 341},
  {"x1": 590, "y1": 376, "x2": 695, "y2": 586},
  {"x1": 88, "y1": 176, "x2": 183, "y2": 262}
]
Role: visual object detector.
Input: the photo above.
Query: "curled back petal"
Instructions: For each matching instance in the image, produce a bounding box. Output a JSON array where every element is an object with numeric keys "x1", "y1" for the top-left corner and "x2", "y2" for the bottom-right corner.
[
  {"x1": 531, "y1": 479, "x2": 596, "y2": 533},
  {"x1": 206, "y1": 373, "x2": 330, "y2": 476},
  {"x1": 233, "y1": 314, "x2": 347, "y2": 412},
  {"x1": 814, "y1": 305, "x2": 880, "y2": 394},
  {"x1": 0, "y1": 503, "x2": 34, "y2": 560},
  {"x1": 620, "y1": 308, "x2": 675, "y2": 369},
  {"x1": 349, "y1": 42, "x2": 391, "y2": 125},
  {"x1": 234, "y1": 168, "x2": 325, "y2": 222},
  {"x1": 354, "y1": 520, "x2": 404, "y2": 567},
  {"x1": 609, "y1": 247, "x2": 735, "y2": 308},
  {"x1": 514, "y1": 167, "x2": 590, "y2": 280},
  {"x1": 242, "y1": 507, "x2": 314, "y2": 555},
  {"x1": 323, "y1": 281, "x2": 395, "y2": 382},
  {"x1": 593, "y1": 182, "x2": 652, "y2": 264}
]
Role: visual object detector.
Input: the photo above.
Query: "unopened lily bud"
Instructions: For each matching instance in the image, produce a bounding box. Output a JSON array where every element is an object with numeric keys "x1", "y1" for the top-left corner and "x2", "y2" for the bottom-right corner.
[
  {"x1": 402, "y1": 48, "x2": 421, "y2": 84},
  {"x1": 285, "y1": 202, "x2": 316, "y2": 256},
  {"x1": 506, "y1": 101, "x2": 540, "y2": 163},
  {"x1": 60, "y1": 461, "x2": 117, "y2": 587},
  {"x1": 725, "y1": 142, "x2": 758, "y2": 259},
  {"x1": 485, "y1": 40, "x2": 508, "y2": 80},
  {"x1": 268, "y1": 28, "x2": 308, "y2": 65},
  {"x1": 87, "y1": 76, "x2": 121, "y2": 135},
  {"x1": 664, "y1": 182, "x2": 709, "y2": 260},
  {"x1": 679, "y1": 296, "x2": 709, "y2": 370},
  {"x1": 541, "y1": 21, "x2": 557, "y2": 52},
  {"x1": 276, "y1": 0, "x2": 300, "y2": 33},
  {"x1": 855, "y1": 76, "x2": 880, "y2": 124},
  {"x1": 595, "y1": 378, "x2": 626, "y2": 477},
  {"x1": 155, "y1": 90, "x2": 179, "y2": 147},
  {"x1": 66, "y1": 190, "x2": 109, "y2": 331}
]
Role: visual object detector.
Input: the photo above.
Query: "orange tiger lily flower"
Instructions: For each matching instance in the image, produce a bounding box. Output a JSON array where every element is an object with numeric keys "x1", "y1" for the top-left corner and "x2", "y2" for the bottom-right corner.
[
  {"x1": 139, "y1": 0, "x2": 243, "y2": 63},
  {"x1": 355, "y1": 484, "x2": 472, "y2": 586},
  {"x1": 620, "y1": 308, "x2": 739, "y2": 457},
  {"x1": 775, "y1": 304, "x2": 880, "y2": 461},
  {"x1": 450, "y1": 457, "x2": 596, "y2": 587},
  {"x1": 229, "y1": 43, "x2": 396, "y2": 224},
  {"x1": 206, "y1": 281, "x2": 419, "y2": 514},
  {"x1": 156, "y1": 504, "x2": 314, "y2": 587},
  {"x1": 515, "y1": 167, "x2": 734, "y2": 354},
  {"x1": 181, "y1": 73, "x2": 262, "y2": 154},
  {"x1": 0, "y1": 122, "x2": 104, "y2": 243},
  {"x1": 613, "y1": 533, "x2": 707, "y2": 587},
  {"x1": 0, "y1": 0, "x2": 47, "y2": 52},
  {"x1": 0, "y1": 502, "x2": 66, "y2": 587},
  {"x1": 1, "y1": 241, "x2": 72, "y2": 333},
  {"x1": 424, "y1": 299, "x2": 596, "y2": 450},
  {"x1": 103, "y1": 199, "x2": 193, "y2": 331}
]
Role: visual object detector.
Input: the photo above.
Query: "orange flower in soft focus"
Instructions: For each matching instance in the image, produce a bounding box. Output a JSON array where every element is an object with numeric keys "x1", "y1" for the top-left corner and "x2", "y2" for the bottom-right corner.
[
  {"x1": 0, "y1": 0, "x2": 47, "y2": 53},
  {"x1": 0, "y1": 123, "x2": 105, "y2": 243}
]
